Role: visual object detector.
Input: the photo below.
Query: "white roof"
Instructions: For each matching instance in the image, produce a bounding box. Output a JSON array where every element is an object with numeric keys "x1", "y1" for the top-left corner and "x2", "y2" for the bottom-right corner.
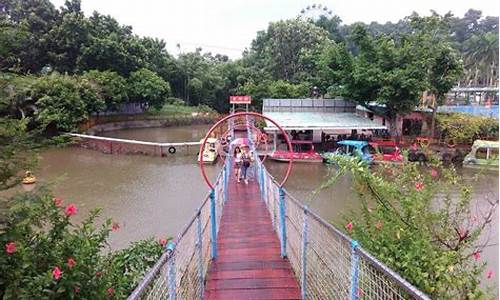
[{"x1": 263, "y1": 112, "x2": 386, "y2": 131}]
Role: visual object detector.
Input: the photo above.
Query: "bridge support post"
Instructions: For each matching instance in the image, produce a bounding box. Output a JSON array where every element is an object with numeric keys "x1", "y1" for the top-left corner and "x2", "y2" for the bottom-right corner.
[
  {"x1": 279, "y1": 187, "x2": 287, "y2": 258},
  {"x1": 350, "y1": 240, "x2": 360, "y2": 300},
  {"x1": 196, "y1": 210, "x2": 204, "y2": 300},
  {"x1": 210, "y1": 189, "x2": 217, "y2": 259},
  {"x1": 167, "y1": 241, "x2": 176, "y2": 300},
  {"x1": 301, "y1": 206, "x2": 309, "y2": 299}
]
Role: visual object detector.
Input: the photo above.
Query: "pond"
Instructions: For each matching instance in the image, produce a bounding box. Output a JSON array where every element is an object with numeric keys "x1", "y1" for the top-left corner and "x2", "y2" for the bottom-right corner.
[{"x1": 35, "y1": 125, "x2": 498, "y2": 291}]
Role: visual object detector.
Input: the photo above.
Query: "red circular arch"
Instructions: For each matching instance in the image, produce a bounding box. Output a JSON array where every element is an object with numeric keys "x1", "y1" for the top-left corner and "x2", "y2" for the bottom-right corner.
[{"x1": 199, "y1": 112, "x2": 293, "y2": 189}]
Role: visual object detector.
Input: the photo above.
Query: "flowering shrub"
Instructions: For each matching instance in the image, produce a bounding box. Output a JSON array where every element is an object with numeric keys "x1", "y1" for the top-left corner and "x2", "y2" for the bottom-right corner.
[
  {"x1": 322, "y1": 156, "x2": 498, "y2": 299},
  {"x1": 0, "y1": 187, "x2": 167, "y2": 299}
]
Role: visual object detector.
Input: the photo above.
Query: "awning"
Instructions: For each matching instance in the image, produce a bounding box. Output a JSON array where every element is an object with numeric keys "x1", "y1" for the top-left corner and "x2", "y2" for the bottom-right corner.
[{"x1": 263, "y1": 112, "x2": 386, "y2": 131}]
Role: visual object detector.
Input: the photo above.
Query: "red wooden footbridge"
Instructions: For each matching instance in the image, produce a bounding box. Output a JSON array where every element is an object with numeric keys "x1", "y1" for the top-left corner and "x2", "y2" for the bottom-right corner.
[{"x1": 128, "y1": 112, "x2": 430, "y2": 300}]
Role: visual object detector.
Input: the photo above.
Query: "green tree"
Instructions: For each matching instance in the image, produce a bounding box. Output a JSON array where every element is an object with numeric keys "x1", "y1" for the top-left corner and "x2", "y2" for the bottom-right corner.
[
  {"x1": 341, "y1": 25, "x2": 427, "y2": 134},
  {"x1": 76, "y1": 12, "x2": 144, "y2": 76},
  {"x1": 31, "y1": 74, "x2": 100, "y2": 132},
  {"x1": 245, "y1": 19, "x2": 330, "y2": 82},
  {"x1": 408, "y1": 13, "x2": 463, "y2": 137},
  {"x1": 48, "y1": 0, "x2": 89, "y2": 73},
  {"x1": 128, "y1": 68, "x2": 171, "y2": 109},
  {"x1": 82, "y1": 70, "x2": 128, "y2": 111},
  {"x1": 0, "y1": 0, "x2": 59, "y2": 73},
  {"x1": 268, "y1": 80, "x2": 308, "y2": 98},
  {"x1": 314, "y1": 15, "x2": 344, "y2": 43},
  {"x1": 317, "y1": 42, "x2": 353, "y2": 96}
]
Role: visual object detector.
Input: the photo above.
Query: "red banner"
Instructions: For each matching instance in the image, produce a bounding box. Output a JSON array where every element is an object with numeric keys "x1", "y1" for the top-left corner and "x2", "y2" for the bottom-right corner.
[{"x1": 229, "y1": 95, "x2": 252, "y2": 104}]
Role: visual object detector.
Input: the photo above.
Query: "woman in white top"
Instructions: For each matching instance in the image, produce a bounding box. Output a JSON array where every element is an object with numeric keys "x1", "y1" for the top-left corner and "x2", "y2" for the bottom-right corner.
[{"x1": 233, "y1": 146, "x2": 243, "y2": 182}]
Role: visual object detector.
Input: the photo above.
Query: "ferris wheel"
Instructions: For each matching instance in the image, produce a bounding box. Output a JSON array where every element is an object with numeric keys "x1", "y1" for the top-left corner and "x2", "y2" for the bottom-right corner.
[{"x1": 299, "y1": 3, "x2": 333, "y2": 21}]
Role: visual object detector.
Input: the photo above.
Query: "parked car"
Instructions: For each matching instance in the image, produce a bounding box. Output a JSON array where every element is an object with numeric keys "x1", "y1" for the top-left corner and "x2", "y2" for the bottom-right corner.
[{"x1": 463, "y1": 140, "x2": 499, "y2": 169}]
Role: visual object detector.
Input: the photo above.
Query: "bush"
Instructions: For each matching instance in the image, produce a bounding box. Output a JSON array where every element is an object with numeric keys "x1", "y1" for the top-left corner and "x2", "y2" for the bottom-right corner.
[
  {"x1": 32, "y1": 73, "x2": 104, "y2": 132},
  {"x1": 437, "y1": 113, "x2": 499, "y2": 144},
  {"x1": 128, "y1": 69, "x2": 171, "y2": 110},
  {"x1": 0, "y1": 188, "x2": 166, "y2": 299},
  {"x1": 165, "y1": 97, "x2": 185, "y2": 106},
  {"x1": 82, "y1": 70, "x2": 129, "y2": 111},
  {"x1": 321, "y1": 156, "x2": 497, "y2": 299}
]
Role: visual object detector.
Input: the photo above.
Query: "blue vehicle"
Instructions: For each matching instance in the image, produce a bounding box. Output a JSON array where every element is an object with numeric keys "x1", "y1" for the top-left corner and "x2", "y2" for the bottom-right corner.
[{"x1": 322, "y1": 140, "x2": 374, "y2": 164}]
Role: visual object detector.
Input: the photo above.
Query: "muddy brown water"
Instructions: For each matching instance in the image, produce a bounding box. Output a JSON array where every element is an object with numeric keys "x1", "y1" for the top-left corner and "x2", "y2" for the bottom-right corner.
[{"x1": 34, "y1": 126, "x2": 498, "y2": 292}]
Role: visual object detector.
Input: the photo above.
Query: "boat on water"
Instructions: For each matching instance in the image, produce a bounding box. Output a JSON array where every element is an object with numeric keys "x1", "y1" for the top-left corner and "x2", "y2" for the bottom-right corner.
[
  {"x1": 322, "y1": 140, "x2": 373, "y2": 164},
  {"x1": 463, "y1": 140, "x2": 499, "y2": 169},
  {"x1": 369, "y1": 141, "x2": 403, "y2": 163},
  {"x1": 270, "y1": 140, "x2": 323, "y2": 163},
  {"x1": 22, "y1": 171, "x2": 36, "y2": 184},
  {"x1": 198, "y1": 137, "x2": 218, "y2": 164}
]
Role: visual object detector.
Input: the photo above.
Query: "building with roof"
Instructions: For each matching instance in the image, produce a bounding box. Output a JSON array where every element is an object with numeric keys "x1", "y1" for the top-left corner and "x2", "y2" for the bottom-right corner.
[{"x1": 262, "y1": 98, "x2": 386, "y2": 145}]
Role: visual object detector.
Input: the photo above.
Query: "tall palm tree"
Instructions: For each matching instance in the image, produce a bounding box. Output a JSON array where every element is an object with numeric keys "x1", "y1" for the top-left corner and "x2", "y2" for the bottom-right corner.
[{"x1": 463, "y1": 33, "x2": 499, "y2": 86}]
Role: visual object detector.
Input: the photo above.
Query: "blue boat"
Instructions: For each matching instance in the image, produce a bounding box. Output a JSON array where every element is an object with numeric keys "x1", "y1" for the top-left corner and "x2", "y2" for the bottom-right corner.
[{"x1": 322, "y1": 140, "x2": 373, "y2": 164}]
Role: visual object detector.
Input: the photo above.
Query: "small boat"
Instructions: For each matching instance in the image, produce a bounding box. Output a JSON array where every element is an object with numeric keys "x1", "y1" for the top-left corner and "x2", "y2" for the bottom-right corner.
[
  {"x1": 198, "y1": 138, "x2": 218, "y2": 164},
  {"x1": 270, "y1": 140, "x2": 323, "y2": 163},
  {"x1": 322, "y1": 140, "x2": 373, "y2": 164},
  {"x1": 463, "y1": 140, "x2": 499, "y2": 169},
  {"x1": 22, "y1": 171, "x2": 37, "y2": 184},
  {"x1": 369, "y1": 141, "x2": 403, "y2": 163}
]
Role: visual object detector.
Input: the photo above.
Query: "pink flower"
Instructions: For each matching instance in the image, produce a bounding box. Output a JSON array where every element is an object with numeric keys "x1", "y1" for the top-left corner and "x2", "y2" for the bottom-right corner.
[
  {"x1": 472, "y1": 252, "x2": 481, "y2": 261},
  {"x1": 73, "y1": 286, "x2": 80, "y2": 294},
  {"x1": 5, "y1": 242, "x2": 16, "y2": 254},
  {"x1": 415, "y1": 181, "x2": 424, "y2": 191},
  {"x1": 470, "y1": 215, "x2": 478, "y2": 223},
  {"x1": 430, "y1": 169, "x2": 438, "y2": 177},
  {"x1": 159, "y1": 238, "x2": 168, "y2": 247},
  {"x1": 345, "y1": 222, "x2": 353, "y2": 232},
  {"x1": 64, "y1": 204, "x2": 78, "y2": 216},
  {"x1": 107, "y1": 287, "x2": 114, "y2": 297},
  {"x1": 66, "y1": 257, "x2": 76, "y2": 269},
  {"x1": 111, "y1": 222, "x2": 120, "y2": 232},
  {"x1": 96, "y1": 271, "x2": 103, "y2": 278},
  {"x1": 356, "y1": 288, "x2": 363, "y2": 298},
  {"x1": 52, "y1": 266, "x2": 62, "y2": 280},
  {"x1": 487, "y1": 270, "x2": 494, "y2": 279},
  {"x1": 375, "y1": 221, "x2": 383, "y2": 230},
  {"x1": 53, "y1": 197, "x2": 63, "y2": 207}
]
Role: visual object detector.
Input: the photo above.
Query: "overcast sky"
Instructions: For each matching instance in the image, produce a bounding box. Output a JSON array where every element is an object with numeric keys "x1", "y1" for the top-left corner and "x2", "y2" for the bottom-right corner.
[{"x1": 49, "y1": 0, "x2": 499, "y2": 58}]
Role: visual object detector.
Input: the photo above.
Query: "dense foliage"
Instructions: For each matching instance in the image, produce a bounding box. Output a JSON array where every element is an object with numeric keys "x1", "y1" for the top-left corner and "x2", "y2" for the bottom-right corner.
[
  {"x1": 323, "y1": 156, "x2": 497, "y2": 299},
  {"x1": 0, "y1": 188, "x2": 166, "y2": 299},
  {"x1": 437, "y1": 113, "x2": 499, "y2": 144},
  {"x1": 1, "y1": 0, "x2": 497, "y2": 131}
]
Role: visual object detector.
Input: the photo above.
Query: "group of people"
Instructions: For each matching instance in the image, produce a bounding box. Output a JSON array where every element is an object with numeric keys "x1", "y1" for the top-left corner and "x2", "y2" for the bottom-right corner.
[{"x1": 233, "y1": 145, "x2": 253, "y2": 184}]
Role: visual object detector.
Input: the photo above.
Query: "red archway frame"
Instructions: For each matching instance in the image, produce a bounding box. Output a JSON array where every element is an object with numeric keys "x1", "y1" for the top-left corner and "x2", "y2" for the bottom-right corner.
[{"x1": 199, "y1": 112, "x2": 293, "y2": 189}]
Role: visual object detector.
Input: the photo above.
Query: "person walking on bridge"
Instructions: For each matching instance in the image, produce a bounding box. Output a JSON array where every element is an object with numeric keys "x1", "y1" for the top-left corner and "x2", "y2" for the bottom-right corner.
[
  {"x1": 233, "y1": 146, "x2": 242, "y2": 183},
  {"x1": 241, "y1": 145, "x2": 253, "y2": 185}
]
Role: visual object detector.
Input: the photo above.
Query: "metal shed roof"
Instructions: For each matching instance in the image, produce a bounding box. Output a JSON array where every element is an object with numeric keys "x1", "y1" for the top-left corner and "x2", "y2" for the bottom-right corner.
[{"x1": 263, "y1": 112, "x2": 387, "y2": 131}]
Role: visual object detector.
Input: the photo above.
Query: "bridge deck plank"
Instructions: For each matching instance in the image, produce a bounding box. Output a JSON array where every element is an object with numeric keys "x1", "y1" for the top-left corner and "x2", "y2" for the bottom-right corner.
[{"x1": 204, "y1": 173, "x2": 301, "y2": 299}]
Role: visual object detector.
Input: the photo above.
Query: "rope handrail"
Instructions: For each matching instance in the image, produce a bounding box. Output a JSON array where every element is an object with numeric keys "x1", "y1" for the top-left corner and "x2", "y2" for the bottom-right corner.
[{"x1": 66, "y1": 133, "x2": 202, "y2": 147}]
